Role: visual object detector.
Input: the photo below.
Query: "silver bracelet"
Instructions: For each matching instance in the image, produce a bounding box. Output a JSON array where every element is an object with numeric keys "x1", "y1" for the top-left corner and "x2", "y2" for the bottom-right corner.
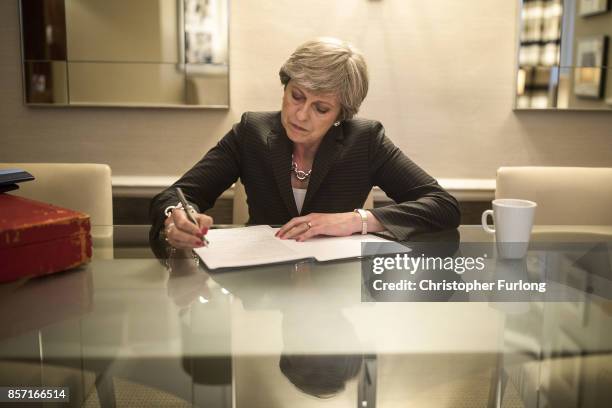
[
  {"x1": 354, "y1": 208, "x2": 368, "y2": 235},
  {"x1": 164, "y1": 202, "x2": 195, "y2": 218}
]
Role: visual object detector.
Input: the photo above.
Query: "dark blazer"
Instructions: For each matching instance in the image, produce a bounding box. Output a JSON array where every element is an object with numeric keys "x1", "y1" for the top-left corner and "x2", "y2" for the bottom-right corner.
[{"x1": 150, "y1": 111, "x2": 460, "y2": 241}]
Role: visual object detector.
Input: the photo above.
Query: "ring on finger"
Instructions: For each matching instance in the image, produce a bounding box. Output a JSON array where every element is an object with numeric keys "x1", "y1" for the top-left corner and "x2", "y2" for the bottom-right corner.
[{"x1": 306, "y1": 221, "x2": 312, "y2": 230}]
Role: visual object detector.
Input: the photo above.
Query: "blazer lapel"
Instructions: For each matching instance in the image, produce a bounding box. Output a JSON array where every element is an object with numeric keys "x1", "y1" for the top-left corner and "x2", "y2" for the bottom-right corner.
[
  {"x1": 268, "y1": 119, "x2": 298, "y2": 218},
  {"x1": 302, "y1": 125, "x2": 344, "y2": 213}
]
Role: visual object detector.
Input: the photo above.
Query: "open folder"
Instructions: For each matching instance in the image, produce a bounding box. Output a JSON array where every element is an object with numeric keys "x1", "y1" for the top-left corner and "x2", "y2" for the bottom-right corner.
[{"x1": 193, "y1": 225, "x2": 409, "y2": 270}]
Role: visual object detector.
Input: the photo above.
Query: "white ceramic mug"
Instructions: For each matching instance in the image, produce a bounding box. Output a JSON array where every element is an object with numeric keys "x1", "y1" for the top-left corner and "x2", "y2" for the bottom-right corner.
[{"x1": 482, "y1": 199, "x2": 537, "y2": 259}]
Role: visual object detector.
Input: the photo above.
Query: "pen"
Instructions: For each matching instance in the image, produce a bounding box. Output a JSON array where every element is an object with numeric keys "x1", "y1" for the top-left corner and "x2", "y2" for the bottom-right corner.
[{"x1": 175, "y1": 187, "x2": 209, "y2": 247}]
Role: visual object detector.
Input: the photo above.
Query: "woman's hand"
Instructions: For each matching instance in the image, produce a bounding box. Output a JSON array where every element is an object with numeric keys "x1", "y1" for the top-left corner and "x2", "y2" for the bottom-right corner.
[
  {"x1": 275, "y1": 212, "x2": 362, "y2": 242},
  {"x1": 164, "y1": 208, "x2": 213, "y2": 249}
]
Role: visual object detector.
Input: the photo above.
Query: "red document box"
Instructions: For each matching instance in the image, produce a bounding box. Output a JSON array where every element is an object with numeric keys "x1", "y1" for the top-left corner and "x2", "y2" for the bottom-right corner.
[{"x1": 0, "y1": 194, "x2": 92, "y2": 282}]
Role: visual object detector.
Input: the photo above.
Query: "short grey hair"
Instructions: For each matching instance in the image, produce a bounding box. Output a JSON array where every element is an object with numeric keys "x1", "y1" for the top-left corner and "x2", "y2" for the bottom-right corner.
[{"x1": 279, "y1": 38, "x2": 369, "y2": 121}]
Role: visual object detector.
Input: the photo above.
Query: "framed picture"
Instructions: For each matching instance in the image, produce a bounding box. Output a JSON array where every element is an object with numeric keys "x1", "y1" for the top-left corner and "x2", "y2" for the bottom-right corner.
[
  {"x1": 184, "y1": 0, "x2": 214, "y2": 64},
  {"x1": 574, "y1": 36, "x2": 608, "y2": 98},
  {"x1": 579, "y1": 0, "x2": 609, "y2": 16}
]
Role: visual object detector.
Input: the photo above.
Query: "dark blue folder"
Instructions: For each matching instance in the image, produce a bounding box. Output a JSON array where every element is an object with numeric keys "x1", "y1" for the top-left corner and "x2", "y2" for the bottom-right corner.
[{"x1": 0, "y1": 168, "x2": 35, "y2": 193}]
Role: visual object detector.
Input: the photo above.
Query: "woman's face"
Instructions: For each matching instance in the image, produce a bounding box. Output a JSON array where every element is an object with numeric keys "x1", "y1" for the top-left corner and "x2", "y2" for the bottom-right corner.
[{"x1": 281, "y1": 81, "x2": 342, "y2": 150}]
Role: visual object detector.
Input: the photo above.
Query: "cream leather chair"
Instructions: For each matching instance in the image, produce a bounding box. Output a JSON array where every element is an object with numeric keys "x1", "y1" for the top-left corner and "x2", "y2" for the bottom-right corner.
[
  {"x1": 232, "y1": 180, "x2": 375, "y2": 224},
  {"x1": 496, "y1": 166, "x2": 612, "y2": 226},
  {"x1": 232, "y1": 180, "x2": 249, "y2": 225},
  {"x1": 0, "y1": 163, "x2": 114, "y2": 257},
  {"x1": 494, "y1": 167, "x2": 612, "y2": 405}
]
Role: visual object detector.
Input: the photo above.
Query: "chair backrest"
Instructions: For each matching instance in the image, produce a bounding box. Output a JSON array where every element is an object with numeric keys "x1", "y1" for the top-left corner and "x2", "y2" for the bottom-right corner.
[
  {"x1": 364, "y1": 190, "x2": 374, "y2": 210},
  {"x1": 495, "y1": 166, "x2": 612, "y2": 225},
  {"x1": 0, "y1": 163, "x2": 113, "y2": 226},
  {"x1": 232, "y1": 180, "x2": 249, "y2": 225},
  {"x1": 232, "y1": 180, "x2": 375, "y2": 224}
]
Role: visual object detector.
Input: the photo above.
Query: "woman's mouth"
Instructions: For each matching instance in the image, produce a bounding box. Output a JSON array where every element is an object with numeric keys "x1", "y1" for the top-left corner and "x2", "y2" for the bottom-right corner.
[{"x1": 290, "y1": 122, "x2": 308, "y2": 132}]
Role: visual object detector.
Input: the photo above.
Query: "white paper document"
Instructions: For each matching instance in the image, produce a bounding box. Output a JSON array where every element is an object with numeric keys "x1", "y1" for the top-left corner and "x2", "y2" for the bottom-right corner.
[{"x1": 193, "y1": 225, "x2": 409, "y2": 270}]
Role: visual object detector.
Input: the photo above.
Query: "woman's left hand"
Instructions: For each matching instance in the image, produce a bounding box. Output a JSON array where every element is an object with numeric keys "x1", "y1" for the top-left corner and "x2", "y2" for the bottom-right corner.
[{"x1": 275, "y1": 212, "x2": 362, "y2": 242}]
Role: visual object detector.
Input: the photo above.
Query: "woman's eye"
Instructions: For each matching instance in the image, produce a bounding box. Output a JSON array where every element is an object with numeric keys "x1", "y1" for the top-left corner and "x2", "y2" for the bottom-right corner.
[
  {"x1": 316, "y1": 106, "x2": 329, "y2": 114},
  {"x1": 292, "y1": 92, "x2": 303, "y2": 100}
]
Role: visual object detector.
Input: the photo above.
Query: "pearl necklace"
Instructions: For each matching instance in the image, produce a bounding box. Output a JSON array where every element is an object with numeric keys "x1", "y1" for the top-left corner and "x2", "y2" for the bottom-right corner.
[{"x1": 291, "y1": 154, "x2": 312, "y2": 181}]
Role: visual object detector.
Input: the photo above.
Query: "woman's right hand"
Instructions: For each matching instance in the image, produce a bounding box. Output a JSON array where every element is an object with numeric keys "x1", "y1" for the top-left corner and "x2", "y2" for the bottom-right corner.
[{"x1": 164, "y1": 208, "x2": 213, "y2": 249}]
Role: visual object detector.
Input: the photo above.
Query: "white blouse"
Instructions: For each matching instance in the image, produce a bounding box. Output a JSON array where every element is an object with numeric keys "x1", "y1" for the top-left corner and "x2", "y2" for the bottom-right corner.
[{"x1": 292, "y1": 187, "x2": 307, "y2": 214}]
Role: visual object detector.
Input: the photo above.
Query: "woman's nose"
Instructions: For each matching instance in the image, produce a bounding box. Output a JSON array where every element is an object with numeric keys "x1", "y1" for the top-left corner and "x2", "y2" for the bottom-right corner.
[{"x1": 295, "y1": 103, "x2": 309, "y2": 121}]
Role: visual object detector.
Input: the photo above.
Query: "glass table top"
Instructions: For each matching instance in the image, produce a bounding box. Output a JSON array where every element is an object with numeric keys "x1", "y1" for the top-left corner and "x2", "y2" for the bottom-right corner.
[{"x1": 1, "y1": 225, "x2": 611, "y2": 407}]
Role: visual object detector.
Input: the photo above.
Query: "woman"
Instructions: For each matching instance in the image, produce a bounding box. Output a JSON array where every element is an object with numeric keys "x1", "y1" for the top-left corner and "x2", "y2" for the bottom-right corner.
[{"x1": 150, "y1": 38, "x2": 460, "y2": 248}]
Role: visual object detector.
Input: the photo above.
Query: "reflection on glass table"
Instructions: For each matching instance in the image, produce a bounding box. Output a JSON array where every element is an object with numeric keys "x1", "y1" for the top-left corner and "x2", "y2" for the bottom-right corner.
[{"x1": 0, "y1": 225, "x2": 611, "y2": 407}]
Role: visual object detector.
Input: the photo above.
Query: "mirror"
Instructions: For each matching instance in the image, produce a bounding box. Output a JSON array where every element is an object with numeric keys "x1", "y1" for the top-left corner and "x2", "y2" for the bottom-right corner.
[
  {"x1": 515, "y1": 0, "x2": 611, "y2": 110},
  {"x1": 20, "y1": 0, "x2": 229, "y2": 108}
]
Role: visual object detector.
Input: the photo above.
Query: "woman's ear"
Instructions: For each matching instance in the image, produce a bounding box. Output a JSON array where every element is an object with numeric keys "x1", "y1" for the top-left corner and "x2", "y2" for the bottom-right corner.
[{"x1": 334, "y1": 112, "x2": 343, "y2": 125}]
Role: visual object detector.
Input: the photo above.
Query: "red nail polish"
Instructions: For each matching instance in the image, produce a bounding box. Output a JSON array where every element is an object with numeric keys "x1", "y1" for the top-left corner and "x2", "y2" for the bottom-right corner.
[{"x1": 201, "y1": 227, "x2": 208, "y2": 235}]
